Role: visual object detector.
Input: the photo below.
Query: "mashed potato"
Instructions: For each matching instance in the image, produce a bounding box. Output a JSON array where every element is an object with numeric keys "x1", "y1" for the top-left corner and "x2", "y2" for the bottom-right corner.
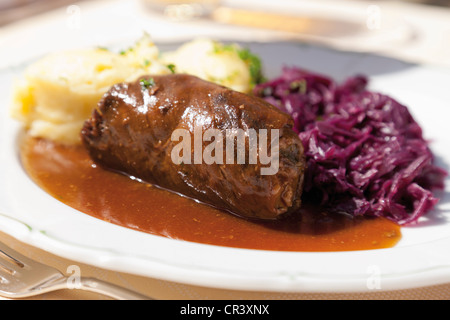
[
  {"x1": 10, "y1": 36, "x2": 262, "y2": 145},
  {"x1": 10, "y1": 36, "x2": 171, "y2": 144},
  {"x1": 161, "y1": 38, "x2": 262, "y2": 93}
]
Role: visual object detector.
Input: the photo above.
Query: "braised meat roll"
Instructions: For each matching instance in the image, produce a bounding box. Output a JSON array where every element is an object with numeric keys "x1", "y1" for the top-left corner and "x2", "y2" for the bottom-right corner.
[{"x1": 81, "y1": 74, "x2": 305, "y2": 220}]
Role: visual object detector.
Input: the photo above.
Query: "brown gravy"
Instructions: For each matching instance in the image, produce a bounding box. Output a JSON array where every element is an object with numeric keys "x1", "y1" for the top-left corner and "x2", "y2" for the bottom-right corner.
[{"x1": 20, "y1": 135, "x2": 401, "y2": 252}]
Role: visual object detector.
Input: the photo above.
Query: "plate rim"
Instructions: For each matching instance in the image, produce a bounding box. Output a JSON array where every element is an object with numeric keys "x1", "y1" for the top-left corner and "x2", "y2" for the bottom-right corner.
[{"x1": 1, "y1": 40, "x2": 450, "y2": 293}]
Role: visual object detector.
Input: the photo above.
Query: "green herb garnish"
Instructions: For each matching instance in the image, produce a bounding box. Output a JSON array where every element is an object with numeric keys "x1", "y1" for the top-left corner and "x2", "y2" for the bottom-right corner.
[
  {"x1": 237, "y1": 47, "x2": 264, "y2": 86},
  {"x1": 290, "y1": 79, "x2": 307, "y2": 94},
  {"x1": 212, "y1": 42, "x2": 264, "y2": 87},
  {"x1": 167, "y1": 63, "x2": 176, "y2": 74},
  {"x1": 140, "y1": 78, "x2": 155, "y2": 89}
]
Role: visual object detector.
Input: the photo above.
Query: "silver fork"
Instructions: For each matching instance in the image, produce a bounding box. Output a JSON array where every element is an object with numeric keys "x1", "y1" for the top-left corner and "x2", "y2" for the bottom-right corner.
[{"x1": 0, "y1": 241, "x2": 151, "y2": 300}]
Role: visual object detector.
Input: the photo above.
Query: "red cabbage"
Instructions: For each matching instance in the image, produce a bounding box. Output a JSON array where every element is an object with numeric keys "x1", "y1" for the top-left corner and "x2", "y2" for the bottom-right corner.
[{"x1": 254, "y1": 67, "x2": 447, "y2": 225}]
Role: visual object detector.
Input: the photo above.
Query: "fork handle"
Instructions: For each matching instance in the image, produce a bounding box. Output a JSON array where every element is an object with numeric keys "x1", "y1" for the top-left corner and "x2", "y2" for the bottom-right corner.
[{"x1": 77, "y1": 277, "x2": 151, "y2": 300}]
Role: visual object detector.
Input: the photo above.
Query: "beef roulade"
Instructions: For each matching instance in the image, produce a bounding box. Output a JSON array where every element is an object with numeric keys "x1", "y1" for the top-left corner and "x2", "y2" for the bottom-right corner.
[{"x1": 81, "y1": 74, "x2": 305, "y2": 220}]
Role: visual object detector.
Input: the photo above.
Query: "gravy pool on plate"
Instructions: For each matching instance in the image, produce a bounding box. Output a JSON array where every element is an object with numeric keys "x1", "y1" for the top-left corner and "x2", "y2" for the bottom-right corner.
[{"x1": 21, "y1": 135, "x2": 401, "y2": 252}]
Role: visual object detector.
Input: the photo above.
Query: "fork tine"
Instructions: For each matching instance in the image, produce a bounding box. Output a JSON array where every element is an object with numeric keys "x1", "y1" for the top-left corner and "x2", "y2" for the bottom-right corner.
[
  {"x1": 0, "y1": 241, "x2": 151, "y2": 299},
  {"x1": 0, "y1": 258, "x2": 19, "y2": 275},
  {"x1": 0, "y1": 241, "x2": 35, "y2": 268},
  {"x1": 0, "y1": 241, "x2": 65, "y2": 299},
  {"x1": 0, "y1": 250, "x2": 25, "y2": 272}
]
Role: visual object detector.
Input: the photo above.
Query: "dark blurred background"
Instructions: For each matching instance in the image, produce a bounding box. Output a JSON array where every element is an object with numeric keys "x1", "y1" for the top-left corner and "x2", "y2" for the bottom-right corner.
[
  {"x1": 0, "y1": 0, "x2": 85, "y2": 26},
  {"x1": 0, "y1": 0, "x2": 449, "y2": 27}
]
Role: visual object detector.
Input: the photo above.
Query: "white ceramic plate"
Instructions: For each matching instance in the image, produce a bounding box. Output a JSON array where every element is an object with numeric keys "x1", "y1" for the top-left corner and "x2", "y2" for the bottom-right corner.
[{"x1": 0, "y1": 41, "x2": 449, "y2": 293}]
